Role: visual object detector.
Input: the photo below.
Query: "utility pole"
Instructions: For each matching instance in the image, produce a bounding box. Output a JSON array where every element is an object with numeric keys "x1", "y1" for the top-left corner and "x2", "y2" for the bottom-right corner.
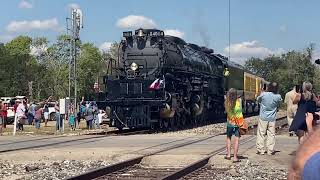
[{"x1": 67, "y1": 8, "x2": 83, "y2": 128}]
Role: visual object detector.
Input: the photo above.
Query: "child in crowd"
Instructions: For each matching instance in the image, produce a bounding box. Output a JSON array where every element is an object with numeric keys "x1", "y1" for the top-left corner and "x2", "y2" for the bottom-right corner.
[
  {"x1": 69, "y1": 107, "x2": 75, "y2": 131},
  {"x1": 34, "y1": 104, "x2": 43, "y2": 130}
]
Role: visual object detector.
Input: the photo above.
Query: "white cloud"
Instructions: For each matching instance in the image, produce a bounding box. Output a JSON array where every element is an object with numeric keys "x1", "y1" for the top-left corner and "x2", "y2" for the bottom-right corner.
[
  {"x1": 18, "y1": 0, "x2": 33, "y2": 9},
  {"x1": 224, "y1": 40, "x2": 284, "y2": 64},
  {"x1": 68, "y1": 3, "x2": 80, "y2": 10},
  {"x1": 99, "y1": 42, "x2": 113, "y2": 53},
  {"x1": 0, "y1": 35, "x2": 15, "y2": 43},
  {"x1": 164, "y1": 29, "x2": 185, "y2": 38},
  {"x1": 116, "y1": 15, "x2": 157, "y2": 29},
  {"x1": 280, "y1": 24, "x2": 287, "y2": 33},
  {"x1": 6, "y1": 18, "x2": 62, "y2": 32}
]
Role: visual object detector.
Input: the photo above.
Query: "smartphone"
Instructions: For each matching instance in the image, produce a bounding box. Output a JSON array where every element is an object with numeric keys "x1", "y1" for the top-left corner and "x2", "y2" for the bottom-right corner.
[{"x1": 295, "y1": 85, "x2": 301, "y2": 93}]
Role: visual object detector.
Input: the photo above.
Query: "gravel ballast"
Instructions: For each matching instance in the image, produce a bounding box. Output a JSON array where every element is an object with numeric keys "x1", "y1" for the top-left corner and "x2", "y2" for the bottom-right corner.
[
  {"x1": 0, "y1": 111, "x2": 288, "y2": 180},
  {"x1": 157, "y1": 111, "x2": 286, "y2": 136},
  {"x1": 0, "y1": 160, "x2": 111, "y2": 180}
]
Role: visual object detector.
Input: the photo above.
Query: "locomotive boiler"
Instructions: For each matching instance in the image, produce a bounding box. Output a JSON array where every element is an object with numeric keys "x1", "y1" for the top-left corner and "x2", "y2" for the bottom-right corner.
[{"x1": 99, "y1": 28, "x2": 267, "y2": 130}]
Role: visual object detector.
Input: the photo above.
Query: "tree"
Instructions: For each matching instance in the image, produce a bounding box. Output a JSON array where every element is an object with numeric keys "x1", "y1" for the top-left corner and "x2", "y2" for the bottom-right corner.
[
  {"x1": 0, "y1": 35, "x2": 110, "y2": 101},
  {"x1": 0, "y1": 43, "x2": 9, "y2": 96},
  {"x1": 2, "y1": 36, "x2": 34, "y2": 97},
  {"x1": 77, "y1": 43, "x2": 103, "y2": 100},
  {"x1": 244, "y1": 44, "x2": 317, "y2": 95},
  {"x1": 101, "y1": 42, "x2": 120, "y2": 75}
]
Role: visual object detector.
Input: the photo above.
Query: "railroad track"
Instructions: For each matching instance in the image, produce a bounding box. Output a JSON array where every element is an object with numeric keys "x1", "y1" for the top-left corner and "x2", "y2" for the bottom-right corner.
[
  {"x1": 0, "y1": 129, "x2": 152, "y2": 154},
  {"x1": 66, "y1": 132, "x2": 225, "y2": 180},
  {"x1": 165, "y1": 116, "x2": 288, "y2": 180},
  {"x1": 66, "y1": 116, "x2": 287, "y2": 180}
]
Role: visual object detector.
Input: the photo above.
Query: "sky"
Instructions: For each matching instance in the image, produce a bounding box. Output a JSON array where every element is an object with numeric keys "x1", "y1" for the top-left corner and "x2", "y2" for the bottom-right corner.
[{"x1": 0, "y1": 0, "x2": 320, "y2": 64}]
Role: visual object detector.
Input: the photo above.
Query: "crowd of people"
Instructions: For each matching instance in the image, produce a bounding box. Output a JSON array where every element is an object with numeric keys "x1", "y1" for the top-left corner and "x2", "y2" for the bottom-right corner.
[
  {"x1": 1, "y1": 82, "x2": 319, "y2": 178},
  {"x1": 224, "y1": 81, "x2": 320, "y2": 179},
  {"x1": 0, "y1": 96, "x2": 106, "y2": 135},
  {"x1": 78, "y1": 97, "x2": 105, "y2": 130}
]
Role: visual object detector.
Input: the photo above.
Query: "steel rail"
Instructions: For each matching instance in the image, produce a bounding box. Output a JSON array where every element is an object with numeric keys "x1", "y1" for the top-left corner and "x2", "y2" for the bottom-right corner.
[
  {"x1": 65, "y1": 133, "x2": 226, "y2": 180},
  {"x1": 66, "y1": 116, "x2": 287, "y2": 180},
  {"x1": 162, "y1": 116, "x2": 287, "y2": 179}
]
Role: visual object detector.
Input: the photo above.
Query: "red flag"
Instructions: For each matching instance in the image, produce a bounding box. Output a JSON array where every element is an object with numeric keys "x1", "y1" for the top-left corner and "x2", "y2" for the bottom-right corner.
[{"x1": 149, "y1": 78, "x2": 164, "y2": 90}]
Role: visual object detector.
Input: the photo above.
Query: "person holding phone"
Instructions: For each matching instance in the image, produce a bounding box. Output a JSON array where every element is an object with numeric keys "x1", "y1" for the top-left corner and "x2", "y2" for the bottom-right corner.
[
  {"x1": 256, "y1": 82, "x2": 283, "y2": 155},
  {"x1": 284, "y1": 85, "x2": 300, "y2": 136},
  {"x1": 290, "y1": 82, "x2": 320, "y2": 144}
]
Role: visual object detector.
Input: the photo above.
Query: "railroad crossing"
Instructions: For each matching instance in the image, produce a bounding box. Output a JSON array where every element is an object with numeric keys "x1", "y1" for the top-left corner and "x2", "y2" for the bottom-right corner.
[{"x1": 0, "y1": 116, "x2": 296, "y2": 180}]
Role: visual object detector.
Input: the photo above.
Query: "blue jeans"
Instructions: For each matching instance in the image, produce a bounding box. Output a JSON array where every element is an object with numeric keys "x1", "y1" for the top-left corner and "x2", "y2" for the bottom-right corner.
[
  {"x1": 35, "y1": 119, "x2": 40, "y2": 129},
  {"x1": 55, "y1": 112, "x2": 62, "y2": 130},
  {"x1": 86, "y1": 120, "x2": 93, "y2": 129},
  {"x1": 27, "y1": 113, "x2": 34, "y2": 125}
]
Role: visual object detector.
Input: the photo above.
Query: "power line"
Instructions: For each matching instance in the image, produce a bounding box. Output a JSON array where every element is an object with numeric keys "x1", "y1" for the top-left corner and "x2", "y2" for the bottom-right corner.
[{"x1": 228, "y1": 0, "x2": 231, "y2": 61}]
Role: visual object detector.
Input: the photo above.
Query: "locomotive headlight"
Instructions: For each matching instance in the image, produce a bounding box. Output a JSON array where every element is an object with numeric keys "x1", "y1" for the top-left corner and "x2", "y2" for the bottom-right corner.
[{"x1": 130, "y1": 62, "x2": 138, "y2": 71}]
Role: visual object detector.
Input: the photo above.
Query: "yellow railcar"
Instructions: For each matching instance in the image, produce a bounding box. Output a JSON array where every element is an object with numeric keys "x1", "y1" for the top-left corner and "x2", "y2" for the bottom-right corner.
[
  {"x1": 224, "y1": 60, "x2": 269, "y2": 115},
  {"x1": 242, "y1": 72, "x2": 269, "y2": 113}
]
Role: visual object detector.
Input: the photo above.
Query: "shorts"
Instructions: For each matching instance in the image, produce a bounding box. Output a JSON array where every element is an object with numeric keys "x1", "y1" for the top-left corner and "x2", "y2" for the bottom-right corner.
[
  {"x1": 44, "y1": 112, "x2": 49, "y2": 120},
  {"x1": 226, "y1": 126, "x2": 240, "y2": 137}
]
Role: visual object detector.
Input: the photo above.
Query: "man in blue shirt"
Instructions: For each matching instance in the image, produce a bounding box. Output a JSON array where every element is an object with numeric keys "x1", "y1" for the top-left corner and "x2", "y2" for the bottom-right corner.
[{"x1": 256, "y1": 82, "x2": 283, "y2": 155}]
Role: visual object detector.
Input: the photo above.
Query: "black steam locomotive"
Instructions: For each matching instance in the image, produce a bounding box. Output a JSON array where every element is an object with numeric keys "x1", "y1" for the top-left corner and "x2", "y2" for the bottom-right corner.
[{"x1": 99, "y1": 28, "x2": 267, "y2": 130}]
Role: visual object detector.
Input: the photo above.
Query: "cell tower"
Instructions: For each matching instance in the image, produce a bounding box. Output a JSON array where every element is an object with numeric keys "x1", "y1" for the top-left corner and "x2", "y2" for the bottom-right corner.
[{"x1": 66, "y1": 8, "x2": 83, "y2": 124}]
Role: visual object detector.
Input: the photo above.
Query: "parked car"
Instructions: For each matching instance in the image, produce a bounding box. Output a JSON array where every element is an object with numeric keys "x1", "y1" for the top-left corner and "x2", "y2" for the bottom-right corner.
[
  {"x1": 47, "y1": 102, "x2": 56, "y2": 120},
  {"x1": 0, "y1": 97, "x2": 13, "y2": 104}
]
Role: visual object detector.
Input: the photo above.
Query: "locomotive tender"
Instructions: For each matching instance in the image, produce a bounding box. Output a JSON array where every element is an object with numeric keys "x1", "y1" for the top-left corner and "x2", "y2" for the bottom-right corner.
[{"x1": 99, "y1": 28, "x2": 268, "y2": 130}]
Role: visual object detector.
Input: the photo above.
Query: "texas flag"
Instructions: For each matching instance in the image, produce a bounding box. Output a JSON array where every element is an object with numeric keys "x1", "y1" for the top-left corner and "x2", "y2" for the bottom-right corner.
[{"x1": 148, "y1": 78, "x2": 164, "y2": 90}]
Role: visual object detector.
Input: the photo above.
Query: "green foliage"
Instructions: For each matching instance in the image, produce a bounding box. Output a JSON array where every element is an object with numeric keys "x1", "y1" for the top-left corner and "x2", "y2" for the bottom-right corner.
[
  {"x1": 0, "y1": 36, "x2": 35, "y2": 97},
  {"x1": 0, "y1": 35, "x2": 117, "y2": 102},
  {"x1": 244, "y1": 44, "x2": 318, "y2": 95},
  {"x1": 77, "y1": 43, "x2": 103, "y2": 99},
  {"x1": 101, "y1": 42, "x2": 120, "y2": 75},
  {"x1": 6, "y1": 36, "x2": 32, "y2": 55}
]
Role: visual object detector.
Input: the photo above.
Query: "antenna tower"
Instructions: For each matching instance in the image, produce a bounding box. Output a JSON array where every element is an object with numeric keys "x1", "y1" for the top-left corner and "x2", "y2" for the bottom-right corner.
[{"x1": 66, "y1": 8, "x2": 83, "y2": 124}]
